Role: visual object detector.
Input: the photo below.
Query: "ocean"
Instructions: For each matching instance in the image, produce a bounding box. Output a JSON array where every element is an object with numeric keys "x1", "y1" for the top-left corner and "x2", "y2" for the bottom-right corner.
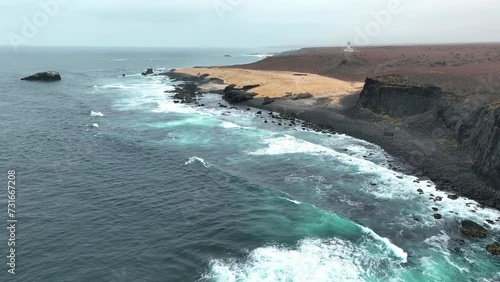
[{"x1": 0, "y1": 46, "x2": 499, "y2": 281}]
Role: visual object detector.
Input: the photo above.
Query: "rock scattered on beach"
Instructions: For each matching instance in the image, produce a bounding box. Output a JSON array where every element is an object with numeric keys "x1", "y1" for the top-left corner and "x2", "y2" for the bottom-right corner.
[
  {"x1": 221, "y1": 84, "x2": 258, "y2": 103},
  {"x1": 291, "y1": 92, "x2": 313, "y2": 100},
  {"x1": 263, "y1": 97, "x2": 275, "y2": 105},
  {"x1": 223, "y1": 90, "x2": 257, "y2": 103},
  {"x1": 21, "y1": 71, "x2": 61, "y2": 81},
  {"x1": 461, "y1": 220, "x2": 488, "y2": 238},
  {"x1": 241, "y1": 84, "x2": 261, "y2": 91}
]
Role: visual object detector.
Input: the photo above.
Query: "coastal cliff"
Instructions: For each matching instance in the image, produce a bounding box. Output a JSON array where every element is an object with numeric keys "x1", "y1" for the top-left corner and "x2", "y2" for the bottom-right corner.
[
  {"x1": 358, "y1": 76, "x2": 500, "y2": 192},
  {"x1": 460, "y1": 104, "x2": 500, "y2": 188},
  {"x1": 359, "y1": 76, "x2": 441, "y2": 117}
]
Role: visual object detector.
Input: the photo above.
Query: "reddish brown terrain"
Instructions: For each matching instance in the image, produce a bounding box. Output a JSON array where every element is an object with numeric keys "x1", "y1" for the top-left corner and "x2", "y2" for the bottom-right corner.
[{"x1": 234, "y1": 44, "x2": 500, "y2": 105}]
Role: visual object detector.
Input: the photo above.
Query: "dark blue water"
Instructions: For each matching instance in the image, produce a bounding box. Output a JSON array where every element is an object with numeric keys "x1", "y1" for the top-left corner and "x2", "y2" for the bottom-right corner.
[{"x1": 1, "y1": 47, "x2": 499, "y2": 281}]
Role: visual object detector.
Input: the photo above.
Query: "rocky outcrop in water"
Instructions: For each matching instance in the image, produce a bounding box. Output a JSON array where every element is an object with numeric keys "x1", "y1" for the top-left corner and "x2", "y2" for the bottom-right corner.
[
  {"x1": 172, "y1": 83, "x2": 199, "y2": 103},
  {"x1": 460, "y1": 220, "x2": 488, "y2": 238},
  {"x1": 487, "y1": 242, "x2": 500, "y2": 255},
  {"x1": 21, "y1": 71, "x2": 61, "y2": 81},
  {"x1": 142, "y1": 68, "x2": 154, "y2": 76}
]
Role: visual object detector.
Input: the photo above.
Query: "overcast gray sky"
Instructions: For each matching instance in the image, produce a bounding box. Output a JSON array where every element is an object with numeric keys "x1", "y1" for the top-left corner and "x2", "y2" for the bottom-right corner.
[{"x1": 1, "y1": 0, "x2": 499, "y2": 48}]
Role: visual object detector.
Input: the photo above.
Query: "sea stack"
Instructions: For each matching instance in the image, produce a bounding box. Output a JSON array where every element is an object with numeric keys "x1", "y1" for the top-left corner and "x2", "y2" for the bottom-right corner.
[
  {"x1": 142, "y1": 68, "x2": 154, "y2": 76},
  {"x1": 21, "y1": 71, "x2": 61, "y2": 81}
]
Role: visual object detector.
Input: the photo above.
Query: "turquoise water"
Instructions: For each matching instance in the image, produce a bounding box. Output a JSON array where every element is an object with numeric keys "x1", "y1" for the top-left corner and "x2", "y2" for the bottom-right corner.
[{"x1": 0, "y1": 47, "x2": 499, "y2": 281}]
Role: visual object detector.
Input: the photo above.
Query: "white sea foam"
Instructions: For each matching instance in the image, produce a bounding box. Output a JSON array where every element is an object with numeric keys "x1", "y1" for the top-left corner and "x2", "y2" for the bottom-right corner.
[
  {"x1": 185, "y1": 157, "x2": 211, "y2": 168},
  {"x1": 220, "y1": 121, "x2": 241, "y2": 129},
  {"x1": 361, "y1": 227, "x2": 408, "y2": 263},
  {"x1": 249, "y1": 135, "x2": 328, "y2": 156},
  {"x1": 285, "y1": 175, "x2": 327, "y2": 184},
  {"x1": 284, "y1": 175, "x2": 333, "y2": 191},
  {"x1": 153, "y1": 101, "x2": 198, "y2": 114},
  {"x1": 90, "y1": 111, "x2": 104, "y2": 117},
  {"x1": 424, "y1": 232, "x2": 470, "y2": 273},
  {"x1": 248, "y1": 135, "x2": 500, "y2": 227},
  {"x1": 91, "y1": 123, "x2": 99, "y2": 128},
  {"x1": 204, "y1": 238, "x2": 365, "y2": 282},
  {"x1": 281, "y1": 197, "x2": 302, "y2": 205},
  {"x1": 98, "y1": 84, "x2": 138, "y2": 90},
  {"x1": 104, "y1": 77, "x2": 179, "y2": 112},
  {"x1": 203, "y1": 236, "x2": 407, "y2": 282}
]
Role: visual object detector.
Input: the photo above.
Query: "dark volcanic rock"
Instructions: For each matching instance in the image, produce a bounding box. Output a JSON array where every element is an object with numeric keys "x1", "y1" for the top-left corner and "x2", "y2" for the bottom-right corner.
[
  {"x1": 459, "y1": 104, "x2": 500, "y2": 189},
  {"x1": 291, "y1": 92, "x2": 314, "y2": 100},
  {"x1": 356, "y1": 75, "x2": 500, "y2": 208},
  {"x1": 142, "y1": 68, "x2": 154, "y2": 76},
  {"x1": 223, "y1": 90, "x2": 257, "y2": 103},
  {"x1": 163, "y1": 71, "x2": 206, "y2": 82},
  {"x1": 221, "y1": 84, "x2": 259, "y2": 104},
  {"x1": 434, "y1": 213, "x2": 442, "y2": 219},
  {"x1": 263, "y1": 97, "x2": 275, "y2": 105},
  {"x1": 171, "y1": 82, "x2": 200, "y2": 103},
  {"x1": 461, "y1": 220, "x2": 488, "y2": 238},
  {"x1": 487, "y1": 242, "x2": 500, "y2": 255},
  {"x1": 241, "y1": 84, "x2": 261, "y2": 91},
  {"x1": 359, "y1": 76, "x2": 441, "y2": 117},
  {"x1": 224, "y1": 84, "x2": 237, "y2": 91},
  {"x1": 384, "y1": 130, "x2": 395, "y2": 137},
  {"x1": 21, "y1": 71, "x2": 61, "y2": 81}
]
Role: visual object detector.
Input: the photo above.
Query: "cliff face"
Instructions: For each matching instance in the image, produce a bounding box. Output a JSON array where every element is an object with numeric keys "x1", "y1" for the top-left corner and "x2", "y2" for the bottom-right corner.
[
  {"x1": 358, "y1": 77, "x2": 441, "y2": 117},
  {"x1": 358, "y1": 76, "x2": 500, "y2": 191},
  {"x1": 459, "y1": 105, "x2": 500, "y2": 188}
]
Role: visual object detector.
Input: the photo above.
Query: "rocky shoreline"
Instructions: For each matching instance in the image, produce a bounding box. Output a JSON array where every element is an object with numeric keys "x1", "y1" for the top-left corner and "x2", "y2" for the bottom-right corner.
[
  {"x1": 156, "y1": 67, "x2": 500, "y2": 255},
  {"x1": 160, "y1": 69, "x2": 500, "y2": 211}
]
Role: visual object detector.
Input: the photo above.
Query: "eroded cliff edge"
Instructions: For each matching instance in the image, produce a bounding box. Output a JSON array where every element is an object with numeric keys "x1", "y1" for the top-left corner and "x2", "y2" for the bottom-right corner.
[{"x1": 359, "y1": 75, "x2": 500, "y2": 193}]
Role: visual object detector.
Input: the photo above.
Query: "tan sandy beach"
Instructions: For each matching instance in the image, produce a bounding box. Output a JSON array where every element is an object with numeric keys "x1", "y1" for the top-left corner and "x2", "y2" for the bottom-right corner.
[{"x1": 174, "y1": 67, "x2": 364, "y2": 103}]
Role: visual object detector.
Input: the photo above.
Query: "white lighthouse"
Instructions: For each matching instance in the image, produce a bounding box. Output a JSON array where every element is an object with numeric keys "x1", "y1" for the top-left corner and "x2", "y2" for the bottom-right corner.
[{"x1": 344, "y1": 41, "x2": 354, "y2": 52}]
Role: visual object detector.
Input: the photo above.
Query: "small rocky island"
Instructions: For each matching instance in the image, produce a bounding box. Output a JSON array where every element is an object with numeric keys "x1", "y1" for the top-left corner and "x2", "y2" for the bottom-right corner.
[
  {"x1": 21, "y1": 71, "x2": 61, "y2": 82},
  {"x1": 142, "y1": 68, "x2": 154, "y2": 76}
]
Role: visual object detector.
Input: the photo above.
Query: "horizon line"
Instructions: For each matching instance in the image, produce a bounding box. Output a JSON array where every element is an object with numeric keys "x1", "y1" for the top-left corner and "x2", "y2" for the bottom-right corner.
[{"x1": 1, "y1": 40, "x2": 500, "y2": 50}]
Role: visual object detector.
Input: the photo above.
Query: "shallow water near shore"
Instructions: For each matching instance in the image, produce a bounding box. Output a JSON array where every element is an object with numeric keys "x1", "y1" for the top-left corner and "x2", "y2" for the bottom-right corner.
[{"x1": 1, "y1": 47, "x2": 499, "y2": 281}]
